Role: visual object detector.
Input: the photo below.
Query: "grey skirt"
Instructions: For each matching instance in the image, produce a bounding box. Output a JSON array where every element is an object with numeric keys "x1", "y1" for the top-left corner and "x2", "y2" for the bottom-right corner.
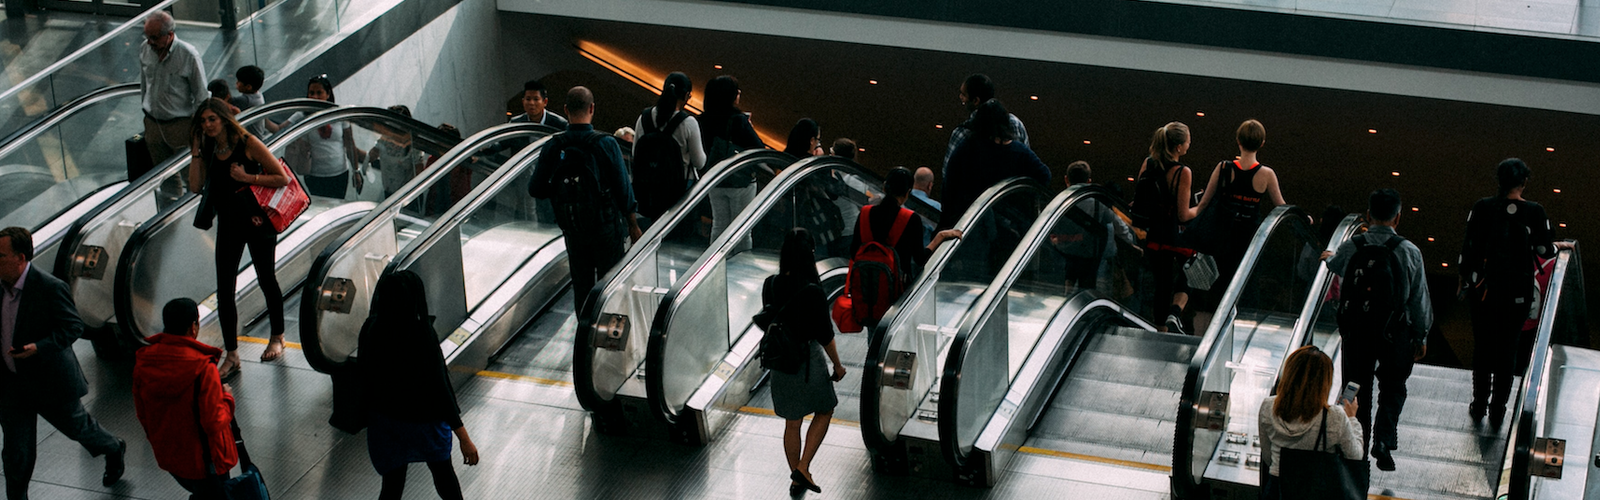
[{"x1": 770, "y1": 341, "x2": 838, "y2": 420}]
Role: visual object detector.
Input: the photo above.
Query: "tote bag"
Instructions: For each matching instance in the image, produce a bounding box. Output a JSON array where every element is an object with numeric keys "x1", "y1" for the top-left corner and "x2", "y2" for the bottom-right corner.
[
  {"x1": 250, "y1": 158, "x2": 310, "y2": 233},
  {"x1": 1278, "y1": 409, "x2": 1369, "y2": 500}
]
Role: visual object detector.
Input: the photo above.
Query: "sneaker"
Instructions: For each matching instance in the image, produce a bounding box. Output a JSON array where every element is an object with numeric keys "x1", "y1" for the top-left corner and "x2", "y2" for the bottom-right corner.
[
  {"x1": 1166, "y1": 314, "x2": 1187, "y2": 335},
  {"x1": 102, "y1": 438, "x2": 126, "y2": 486},
  {"x1": 1372, "y1": 445, "x2": 1395, "y2": 472},
  {"x1": 1469, "y1": 402, "x2": 1487, "y2": 421},
  {"x1": 1489, "y1": 406, "x2": 1507, "y2": 426}
]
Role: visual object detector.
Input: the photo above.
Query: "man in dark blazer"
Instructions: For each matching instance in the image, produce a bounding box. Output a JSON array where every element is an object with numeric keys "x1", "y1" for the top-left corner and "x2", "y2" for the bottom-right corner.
[{"x1": 0, "y1": 227, "x2": 125, "y2": 499}]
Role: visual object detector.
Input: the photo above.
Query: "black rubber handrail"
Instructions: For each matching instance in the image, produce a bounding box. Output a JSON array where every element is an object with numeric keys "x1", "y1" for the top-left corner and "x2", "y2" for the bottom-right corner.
[
  {"x1": 0, "y1": 83, "x2": 139, "y2": 160},
  {"x1": 859, "y1": 176, "x2": 1047, "y2": 469},
  {"x1": 296, "y1": 121, "x2": 556, "y2": 374},
  {"x1": 1509, "y1": 242, "x2": 1582, "y2": 499}
]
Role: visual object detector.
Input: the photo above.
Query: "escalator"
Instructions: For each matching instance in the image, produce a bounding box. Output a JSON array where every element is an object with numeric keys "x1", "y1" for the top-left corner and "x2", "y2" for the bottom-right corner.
[
  {"x1": 634, "y1": 156, "x2": 939, "y2": 444},
  {"x1": 47, "y1": 98, "x2": 332, "y2": 346},
  {"x1": 113, "y1": 107, "x2": 472, "y2": 350},
  {"x1": 929, "y1": 188, "x2": 1319, "y2": 492}
]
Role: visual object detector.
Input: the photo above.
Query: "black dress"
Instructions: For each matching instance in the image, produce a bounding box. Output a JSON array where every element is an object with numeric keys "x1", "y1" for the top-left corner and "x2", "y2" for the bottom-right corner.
[{"x1": 761, "y1": 274, "x2": 837, "y2": 420}]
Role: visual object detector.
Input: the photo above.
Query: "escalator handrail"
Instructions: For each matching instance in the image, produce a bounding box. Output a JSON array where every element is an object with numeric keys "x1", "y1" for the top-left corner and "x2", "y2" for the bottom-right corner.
[
  {"x1": 860, "y1": 176, "x2": 1046, "y2": 452},
  {"x1": 1509, "y1": 242, "x2": 1581, "y2": 498},
  {"x1": 1173, "y1": 204, "x2": 1310, "y2": 492},
  {"x1": 50, "y1": 98, "x2": 337, "y2": 280},
  {"x1": 0, "y1": 83, "x2": 139, "y2": 160},
  {"x1": 572, "y1": 149, "x2": 794, "y2": 413},
  {"x1": 934, "y1": 184, "x2": 1128, "y2": 469},
  {"x1": 1283, "y1": 214, "x2": 1365, "y2": 352},
  {"x1": 644, "y1": 155, "x2": 938, "y2": 425},
  {"x1": 297, "y1": 121, "x2": 556, "y2": 373},
  {"x1": 114, "y1": 106, "x2": 461, "y2": 344},
  {"x1": 0, "y1": 0, "x2": 180, "y2": 116},
  {"x1": 383, "y1": 125, "x2": 561, "y2": 273}
]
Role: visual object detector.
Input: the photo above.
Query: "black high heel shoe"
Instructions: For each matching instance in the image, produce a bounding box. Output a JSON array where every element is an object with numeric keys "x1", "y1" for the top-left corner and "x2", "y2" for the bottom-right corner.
[
  {"x1": 789, "y1": 483, "x2": 806, "y2": 496},
  {"x1": 790, "y1": 469, "x2": 821, "y2": 493}
]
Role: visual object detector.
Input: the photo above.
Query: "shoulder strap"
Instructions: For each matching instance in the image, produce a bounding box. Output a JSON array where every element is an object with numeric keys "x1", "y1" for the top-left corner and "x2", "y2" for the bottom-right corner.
[
  {"x1": 663, "y1": 111, "x2": 689, "y2": 134},
  {"x1": 1315, "y1": 408, "x2": 1329, "y2": 452},
  {"x1": 858, "y1": 205, "x2": 875, "y2": 243},
  {"x1": 639, "y1": 108, "x2": 658, "y2": 134},
  {"x1": 1383, "y1": 235, "x2": 1406, "y2": 252},
  {"x1": 1352, "y1": 233, "x2": 1367, "y2": 247},
  {"x1": 887, "y1": 207, "x2": 916, "y2": 244}
]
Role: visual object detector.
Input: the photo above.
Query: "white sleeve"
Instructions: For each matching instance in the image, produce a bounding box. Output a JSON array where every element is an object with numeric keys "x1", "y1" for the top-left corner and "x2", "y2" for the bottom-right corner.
[
  {"x1": 682, "y1": 115, "x2": 706, "y2": 170},
  {"x1": 1333, "y1": 408, "x2": 1365, "y2": 460},
  {"x1": 632, "y1": 114, "x2": 644, "y2": 161}
]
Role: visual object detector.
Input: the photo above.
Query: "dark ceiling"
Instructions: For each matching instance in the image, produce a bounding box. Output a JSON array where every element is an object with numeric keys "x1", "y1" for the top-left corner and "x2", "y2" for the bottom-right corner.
[{"x1": 521, "y1": 13, "x2": 1598, "y2": 350}]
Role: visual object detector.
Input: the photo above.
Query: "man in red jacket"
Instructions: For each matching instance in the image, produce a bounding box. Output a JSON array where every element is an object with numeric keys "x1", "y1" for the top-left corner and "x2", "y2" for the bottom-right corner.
[{"x1": 132, "y1": 298, "x2": 237, "y2": 498}]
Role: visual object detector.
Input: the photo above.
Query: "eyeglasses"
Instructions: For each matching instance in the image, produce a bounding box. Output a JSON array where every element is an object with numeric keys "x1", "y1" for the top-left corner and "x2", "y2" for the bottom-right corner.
[{"x1": 144, "y1": 30, "x2": 171, "y2": 43}]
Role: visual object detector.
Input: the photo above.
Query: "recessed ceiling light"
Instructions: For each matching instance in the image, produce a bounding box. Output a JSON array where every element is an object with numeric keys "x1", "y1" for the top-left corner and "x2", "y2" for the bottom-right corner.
[
  {"x1": 868, "y1": 80, "x2": 878, "y2": 85},
  {"x1": 1411, "y1": 207, "x2": 1420, "y2": 212},
  {"x1": 1368, "y1": 129, "x2": 1378, "y2": 134},
  {"x1": 1441, "y1": 262, "x2": 1450, "y2": 267},
  {"x1": 1083, "y1": 140, "x2": 1091, "y2": 145},
  {"x1": 1553, "y1": 188, "x2": 1562, "y2": 193},
  {"x1": 1427, "y1": 237, "x2": 1435, "y2": 242},
  {"x1": 935, "y1": 124, "x2": 943, "y2": 129},
  {"x1": 1196, "y1": 112, "x2": 1205, "y2": 117},
  {"x1": 1127, "y1": 177, "x2": 1135, "y2": 182},
  {"x1": 1559, "y1": 222, "x2": 1568, "y2": 228},
  {"x1": 1546, "y1": 147, "x2": 1555, "y2": 152},
  {"x1": 858, "y1": 148, "x2": 866, "y2": 152},
  {"x1": 1030, "y1": 95, "x2": 1039, "y2": 100},
  {"x1": 714, "y1": 64, "x2": 723, "y2": 69},
  {"x1": 1391, "y1": 171, "x2": 1400, "y2": 176}
]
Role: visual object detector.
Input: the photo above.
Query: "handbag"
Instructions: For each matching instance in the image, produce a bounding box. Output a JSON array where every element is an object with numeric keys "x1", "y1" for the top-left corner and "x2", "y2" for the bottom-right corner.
[
  {"x1": 194, "y1": 179, "x2": 216, "y2": 230},
  {"x1": 1184, "y1": 253, "x2": 1220, "y2": 291},
  {"x1": 223, "y1": 417, "x2": 271, "y2": 500},
  {"x1": 250, "y1": 158, "x2": 310, "y2": 234},
  {"x1": 1278, "y1": 409, "x2": 1370, "y2": 500}
]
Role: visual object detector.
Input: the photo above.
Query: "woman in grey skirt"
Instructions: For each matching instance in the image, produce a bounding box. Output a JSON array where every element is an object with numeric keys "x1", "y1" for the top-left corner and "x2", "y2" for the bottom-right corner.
[{"x1": 762, "y1": 228, "x2": 845, "y2": 495}]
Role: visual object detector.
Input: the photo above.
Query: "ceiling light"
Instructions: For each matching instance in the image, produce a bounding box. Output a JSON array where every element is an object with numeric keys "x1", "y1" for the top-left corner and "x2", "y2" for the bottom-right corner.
[
  {"x1": 1546, "y1": 147, "x2": 1555, "y2": 152},
  {"x1": 1030, "y1": 95, "x2": 1039, "y2": 100},
  {"x1": 1196, "y1": 112, "x2": 1205, "y2": 117},
  {"x1": 1553, "y1": 188, "x2": 1561, "y2": 193},
  {"x1": 1427, "y1": 237, "x2": 1435, "y2": 242},
  {"x1": 1559, "y1": 222, "x2": 1568, "y2": 228},
  {"x1": 868, "y1": 79, "x2": 878, "y2": 85},
  {"x1": 1411, "y1": 207, "x2": 1420, "y2": 212},
  {"x1": 1441, "y1": 262, "x2": 1449, "y2": 267},
  {"x1": 1127, "y1": 177, "x2": 1135, "y2": 182},
  {"x1": 1083, "y1": 140, "x2": 1091, "y2": 145},
  {"x1": 713, "y1": 64, "x2": 723, "y2": 69},
  {"x1": 858, "y1": 148, "x2": 866, "y2": 152},
  {"x1": 935, "y1": 124, "x2": 943, "y2": 129},
  {"x1": 1368, "y1": 129, "x2": 1378, "y2": 134},
  {"x1": 1391, "y1": 171, "x2": 1400, "y2": 176}
]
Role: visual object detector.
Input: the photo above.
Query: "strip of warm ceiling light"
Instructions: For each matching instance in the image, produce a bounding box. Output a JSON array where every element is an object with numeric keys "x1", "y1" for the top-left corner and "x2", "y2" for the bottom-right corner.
[{"x1": 575, "y1": 41, "x2": 784, "y2": 149}]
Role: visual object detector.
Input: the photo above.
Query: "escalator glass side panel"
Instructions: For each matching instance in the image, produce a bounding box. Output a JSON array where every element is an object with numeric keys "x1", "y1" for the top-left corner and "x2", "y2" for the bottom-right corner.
[
  {"x1": 1178, "y1": 206, "x2": 1317, "y2": 492},
  {"x1": 648, "y1": 157, "x2": 912, "y2": 424},
  {"x1": 579, "y1": 151, "x2": 790, "y2": 407},
  {"x1": 298, "y1": 123, "x2": 555, "y2": 372},
  {"x1": 1512, "y1": 243, "x2": 1582, "y2": 499},
  {"x1": 0, "y1": 85, "x2": 140, "y2": 233},
  {"x1": 1286, "y1": 214, "x2": 1364, "y2": 355},
  {"x1": 865, "y1": 178, "x2": 1045, "y2": 446}
]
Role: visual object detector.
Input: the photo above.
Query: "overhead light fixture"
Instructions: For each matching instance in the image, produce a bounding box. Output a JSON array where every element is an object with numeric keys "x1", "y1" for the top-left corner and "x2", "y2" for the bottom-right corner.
[
  {"x1": 1441, "y1": 262, "x2": 1450, "y2": 267},
  {"x1": 935, "y1": 124, "x2": 943, "y2": 129},
  {"x1": 1083, "y1": 140, "x2": 1091, "y2": 145},
  {"x1": 1196, "y1": 112, "x2": 1205, "y2": 117},
  {"x1": 1546, "y1": 147, "x2": 1555, "y2": 152},
  {"x1": 575, "y1": 41, "x2": 781, "y2": 147},
  {"x1": 1411, "y1": 207, "x2": 1420, "y2": 212},
  {"x1": 858, "y1": 148, "x2": 866, "y2": 152},
  {"x1": 1030, "y1": 95, "x2": 1039, "y2": 100},
  {"x1": 1127, "y1": 177, "x2": 1135, "y2": 182},
  {"x1": 1427, "y1": 237, "x2": 1435, "y2": 242},
  {"x1": 1559, "y1": 222, "x2": 1568, "y2": 228},
  {"x1": 1553, "y1": 188, "x2": 1562, "y2": 193},
  {"x1": 1391, "y1": 171, "x2": 1400, "y2": 176},
  {"x1": 868, "y1": 79, "x2": 878, "y2": 85},
  {"x1": 714, "y1": 64, "x2": 723, "y2": 69},
  {"x1": 1368, "y1": 129, "x2": 1378, "y2": 134}
]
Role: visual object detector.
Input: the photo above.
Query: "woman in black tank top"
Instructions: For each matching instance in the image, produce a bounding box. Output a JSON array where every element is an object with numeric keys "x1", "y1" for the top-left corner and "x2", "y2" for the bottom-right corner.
[
  {"x1": 1194, "y1": 120, "x2": 1287, "y2": 288},
  {"x1": 1138, "y1": 122, "x2": 1201, "y2": 334},
  {"x1": 185, "y1": 98, "x2": 294, "y2": 377}
]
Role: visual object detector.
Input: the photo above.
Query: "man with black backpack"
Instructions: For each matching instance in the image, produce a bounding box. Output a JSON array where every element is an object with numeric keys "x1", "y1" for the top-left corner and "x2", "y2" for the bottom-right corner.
[
  {"x1": 530, "y1": 87, "x2": 642, "y2": 313},
  {"x1": 1322, "y1": 188, "x2": 1432, "y2": 472},
  {"x1": 631, "y1": 72, "x2": 705, "y2": 225},
  {"x1": 1458, "y1": 158, "x2": 1566, "y2": 425}
]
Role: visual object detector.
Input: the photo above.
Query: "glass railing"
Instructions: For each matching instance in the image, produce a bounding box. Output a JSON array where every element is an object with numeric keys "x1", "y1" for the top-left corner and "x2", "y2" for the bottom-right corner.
[
  {"x1": 114, "y1": 106, "x2": 461, "y2": 344},
  {"x1": 933, "y1": 186, "x2": 1156, "y2": 474},
  {"x1": 297, "y1": 122, "x2": 552, "y2": 373},
  {"x1": 573, "y1": 150, "x2": 792, "y2": 421},
  {"x1": 0, "y1": 0, "x2": 398, "y2": 240},
  {"x1": 643, "y1": 156, "x2": 938, "y2": 427},
  {"x1": 1510, "y1": 243, "x2": 1583, "y2": 499},
  {"x1": 859, "y1": 177, "x2": 1047, "y2": 470},
  {"x1": 1284, "y1": 214, "x2": 1365, "y2": 355},
  {"x1": 1173, "y1": 205, "x2": 1317, "y2": 496},
  {"x1": 49, "y1": 98, "x2": 332, "y2": 333}
]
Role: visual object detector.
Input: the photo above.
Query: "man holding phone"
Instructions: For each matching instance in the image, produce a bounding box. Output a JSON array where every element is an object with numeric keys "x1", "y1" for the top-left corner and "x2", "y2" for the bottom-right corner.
[{"x1": 0, "y1": 227, "x2": 127, "y2": 498}]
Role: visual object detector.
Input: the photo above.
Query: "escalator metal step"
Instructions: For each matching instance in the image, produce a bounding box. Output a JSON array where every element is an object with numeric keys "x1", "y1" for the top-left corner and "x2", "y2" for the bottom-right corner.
[
  {"x1": 1051, "y1": 376, "x2": 1183, "y2": 421},
  {"x1": 1089, "y1": 327, "x2": 1200, "y2": 361},
  {"x1": 1067, "y1": 350, "x2": 1190, "y2": 393},
  {"x1": 1029, "y1": 405, "x2": 1178, "y2": 464}
]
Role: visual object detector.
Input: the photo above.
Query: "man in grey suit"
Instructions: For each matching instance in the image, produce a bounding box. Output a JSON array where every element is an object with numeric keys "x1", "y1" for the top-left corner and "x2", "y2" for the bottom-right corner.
[{"x1": 0, "y1": 227, "x2": 125, "y2": 499}]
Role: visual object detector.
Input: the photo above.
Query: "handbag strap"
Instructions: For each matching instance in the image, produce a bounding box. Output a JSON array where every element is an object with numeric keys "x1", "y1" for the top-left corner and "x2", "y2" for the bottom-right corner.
[{"x1": 1314, "y1": 408, "x2": 1329, "y2": 452}]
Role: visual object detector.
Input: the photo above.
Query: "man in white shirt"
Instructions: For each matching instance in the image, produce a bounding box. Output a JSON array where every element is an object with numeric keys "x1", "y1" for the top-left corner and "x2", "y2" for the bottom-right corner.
[{"x1": 139, "y1": 12, "x2": 207, "y2": 168}]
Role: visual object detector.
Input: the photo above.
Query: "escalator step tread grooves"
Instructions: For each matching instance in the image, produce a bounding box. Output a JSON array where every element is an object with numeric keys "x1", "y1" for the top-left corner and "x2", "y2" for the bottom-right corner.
[
  {"x1": 1052, "y1": 376, "x2": 1182, "y2": 420},
  {"x1": 1067, "y1": 351, "x2": 1189, "y2": 392}
]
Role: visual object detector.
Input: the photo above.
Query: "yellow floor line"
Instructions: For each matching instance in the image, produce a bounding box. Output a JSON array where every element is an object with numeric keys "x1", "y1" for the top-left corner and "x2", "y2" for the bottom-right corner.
[
  {"x1": 1015, "y1": 446, "x2": 1173, "y2": 473},
  {"x1": 475, "y1": 370, "x2": 574, "y2": 388},
  {"x1": 238, "y1": 336, "x2": 302, "y2": 350},
  {"x1": 737, "y1": 406, "x2": 861, "y2": 428}
]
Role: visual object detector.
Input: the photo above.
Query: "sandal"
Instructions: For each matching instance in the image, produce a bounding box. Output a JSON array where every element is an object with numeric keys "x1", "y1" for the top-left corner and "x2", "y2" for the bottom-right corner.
[
  {"x1": 217, "y1": 358, "x2": 241, "y2": 380},
  {"x1": 260, "y1": 336, "x2": 286, "y2": 362}
]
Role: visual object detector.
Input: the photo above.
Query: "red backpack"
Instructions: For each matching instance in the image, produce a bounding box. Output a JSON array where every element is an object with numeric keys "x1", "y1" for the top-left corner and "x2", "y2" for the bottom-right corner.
[{"x1": 834, "y1": 205, "x2": 916, "y2": 332}]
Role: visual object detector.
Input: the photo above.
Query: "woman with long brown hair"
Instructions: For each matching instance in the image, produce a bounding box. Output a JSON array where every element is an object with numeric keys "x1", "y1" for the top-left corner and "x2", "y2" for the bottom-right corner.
[
  {"x1": 1258, "y1": 345, "x2": 1364, "y2": 499},
  {"x1": 186, "y1": 98, "x2": 292, "y2": 376},
  {"x1": 1133, "y1": 121, "x2": 1199, "y2": 334}
]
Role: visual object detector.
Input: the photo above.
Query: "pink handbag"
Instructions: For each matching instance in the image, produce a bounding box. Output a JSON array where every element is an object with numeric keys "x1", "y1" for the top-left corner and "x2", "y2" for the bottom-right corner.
[{"x1": 250, "y1": 158, "x2": 309, "y2": 233}]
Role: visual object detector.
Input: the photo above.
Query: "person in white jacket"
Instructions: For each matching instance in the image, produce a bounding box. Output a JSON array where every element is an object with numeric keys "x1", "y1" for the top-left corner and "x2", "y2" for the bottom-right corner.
[{"x1": 1259, "y1": 345, "x2": 1364, "y2": 499}]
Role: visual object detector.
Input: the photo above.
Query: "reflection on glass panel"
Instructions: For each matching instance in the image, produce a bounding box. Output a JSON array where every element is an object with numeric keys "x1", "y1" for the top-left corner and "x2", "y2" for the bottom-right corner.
[{"x1": 0, "y1": 95, "x2": 141, "y2": 231}]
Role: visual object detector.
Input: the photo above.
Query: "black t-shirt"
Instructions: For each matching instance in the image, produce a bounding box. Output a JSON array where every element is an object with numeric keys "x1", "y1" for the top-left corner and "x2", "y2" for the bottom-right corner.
[
  {"x1": 1461, "y1": 196, "x2": 1556, "y2": 286},
  {"x1": 761, "y1": 274, "x2": 833, "y2": 346}
]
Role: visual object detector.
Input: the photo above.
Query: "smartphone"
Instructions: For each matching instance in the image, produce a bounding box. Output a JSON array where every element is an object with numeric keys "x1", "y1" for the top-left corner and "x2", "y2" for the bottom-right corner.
[{"x1": 1338, "y1": 382, "x2": 1360, "y2": 405}]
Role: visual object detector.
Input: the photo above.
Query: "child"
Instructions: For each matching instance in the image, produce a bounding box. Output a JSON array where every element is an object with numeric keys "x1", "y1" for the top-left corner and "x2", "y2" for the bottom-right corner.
[{"x1": 231, "y1": 65, "x2": 265, "y2": 112}]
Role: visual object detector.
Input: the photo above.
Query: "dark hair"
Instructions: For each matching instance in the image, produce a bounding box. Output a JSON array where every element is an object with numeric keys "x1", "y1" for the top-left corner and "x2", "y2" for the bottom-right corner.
[
  {"x1": 1369, "y1": 188, "x2": 1402, "y2": 222},
  {"x1": 1237, "y1": 119, "x2": 1265, "y2": 152},
  {"x1": 784, "y1": 118, "x2": 819, "y2": 157},
  {"x1": 1497, "y1": 158, "x2": 1531, "y2": 196},
  {"x1": 0, "y1": 226, "x2": 31, "y2": 261},
  {"x1": 308, "y1": 74, "x2": 335, "y2": 103},
  {"x1": 971, "y1": 99, "x2": 1015, "y2": 143},
  {"x1": 963, "y1": 74, "x2": 996, "y2": 104},
  {"x1": 235, "y1": 65, "x2": 265, "y2": 91},
  {"x1": 1149, "y1": 122, "x2": 1190, "y2": 162},
  {"x1": 655, "y1": 72, "x2": 692, "y2": 123},
  {"x1": 702, "y1": 75, "x2": 742, "y2": 120},
  {"x1": 189, "y1": 98, "x2": 251, "y2": 152},
  {"x1": 831, "y1": 138, "x2": 856, "y2": 160},
  {"x1": 1066, "y1": 160, "x2": 1092, "y2": 185},
  {"x1": 779, "y1": 228, "x2": 819, "y2": 284},
  {"x1": 564, "y1": 86, "x2": 594, "y2": 114},
  {"x1": 1318, "y1": 205, "x2": 1346, "y2": 246},
  {"x1": 162, "y1": 298, "x2": 199, "y2": 335},
  {"x1": 207, "y1": 79, "x2": 230, "y2": 100},
  {"x1": 523, "y1": 80, "x2": 549, "y2": 99},
  {"x1": 885, "y1": 167, "x2": 914, "y2": 198}
]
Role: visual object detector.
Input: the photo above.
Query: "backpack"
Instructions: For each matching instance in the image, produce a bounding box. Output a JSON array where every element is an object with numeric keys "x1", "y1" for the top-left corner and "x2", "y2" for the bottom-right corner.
[
  {"x1": 632, "y1": 108, "x2": 690, "y2": 220},
  {"x1": 1337, "y1": 234, "x2": 1409, "y2": 343},
  {"x1": 845, "y1": 205, "x2": 916, "y2": 326},
  {"x1": 546, "y1": 131, "x2": 617, "y2": 232},
  {"x1": 1480, "y1": 200, "x2": 1537, "y2": 284},
  {"x1": 754, "y1": 278, "x2": 818, "y2": 375},
  {"x1": 1130, "y1": 157, "x2": 1179, "y2": 241}
]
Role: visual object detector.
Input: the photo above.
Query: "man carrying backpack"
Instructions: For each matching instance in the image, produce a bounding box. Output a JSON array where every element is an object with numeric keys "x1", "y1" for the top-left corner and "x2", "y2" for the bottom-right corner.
[
  {"x1": 1321, "y1": 188, "x2": 1432, "y2": 472},
  {"x1": 840, "y1": 168, "x2": 962, "y2": 330},
  {"x1": 631, "y1": 72, "x2": 706, "y2": 225},
  {"x1": 1458, "y1": 159, "x2": 1567, "y2": 425},
  {"x1": 530, "y1": 86, "x2": 642, "y2": 313}
]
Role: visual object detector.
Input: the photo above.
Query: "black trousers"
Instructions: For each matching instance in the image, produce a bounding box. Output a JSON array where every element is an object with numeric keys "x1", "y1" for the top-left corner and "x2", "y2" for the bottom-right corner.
[
  {"x1": 1471, "y1": 296, "x2": 1533, "y2": 411},
  {"x1": 1146, "y1": 248, "x2": 1190, "y2": 320},
  {"x1": 1341, "y1": 338, "x2": 1415, "y2": 451},
  {"x1": 1, "y1": 392, "x2": 122, "y2": 500},
  {"x1": 216, "y1": 216, "x2": 284, "y2": 351},
  {"x1": 566, "y1": 228, "x2": 625, "y2": 315},
  {"x1": 172, "y1": 473, "x2": 226, "y2": 500}
]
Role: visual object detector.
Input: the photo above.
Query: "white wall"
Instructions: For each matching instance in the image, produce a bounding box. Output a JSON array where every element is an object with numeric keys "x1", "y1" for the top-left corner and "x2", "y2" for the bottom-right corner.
[{"x1": 335, "y1": 0, "x2": 506, "y2": 135}]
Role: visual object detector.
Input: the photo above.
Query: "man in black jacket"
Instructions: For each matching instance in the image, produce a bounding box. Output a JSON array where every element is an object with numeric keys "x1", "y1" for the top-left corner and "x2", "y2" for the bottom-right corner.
[{"x1": 0, "y1": 227, "x2": 126, "y2": 499}]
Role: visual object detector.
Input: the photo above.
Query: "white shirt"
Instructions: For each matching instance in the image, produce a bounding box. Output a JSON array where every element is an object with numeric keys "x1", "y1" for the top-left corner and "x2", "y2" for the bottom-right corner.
[
  {"x1": 139, "y1": 36, "x2": 207, "y2": 120},
  {"x1": 285, "y1": 112, "x2": 351, "y2": 178}
]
